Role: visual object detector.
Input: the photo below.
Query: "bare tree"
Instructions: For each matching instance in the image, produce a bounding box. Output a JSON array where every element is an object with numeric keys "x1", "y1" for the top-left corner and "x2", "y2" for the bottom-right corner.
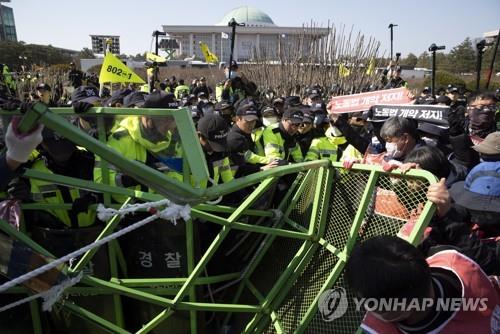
[{"x1": 244, "y1": 22, "x2": 382, "y2": 102}]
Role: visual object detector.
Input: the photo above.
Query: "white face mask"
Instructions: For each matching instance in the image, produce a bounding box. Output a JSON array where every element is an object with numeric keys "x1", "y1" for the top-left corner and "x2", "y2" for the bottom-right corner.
[
  {"x1": 262, "y1": 117, "x2": 278, "y2": 126},
  {"x1": 225, "y1": 71, "x2": 238, "y2": 79},
  {"x1": 422, "y1": 137, "x2": 438, "y2": 147},
  {"x1": 385, "y1": 142, "x2": 404, "y2": 159}
]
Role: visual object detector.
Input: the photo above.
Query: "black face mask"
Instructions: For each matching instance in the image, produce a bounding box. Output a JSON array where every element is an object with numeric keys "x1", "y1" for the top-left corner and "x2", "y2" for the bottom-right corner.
[{"x1": 351, "y1": 123, "x2": 367, "y2": 135}]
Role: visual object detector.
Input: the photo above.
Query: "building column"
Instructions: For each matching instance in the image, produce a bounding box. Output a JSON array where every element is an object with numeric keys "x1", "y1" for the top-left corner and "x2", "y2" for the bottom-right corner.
[
  {"x1": 256, "y1": 34, "x2": 260, "y2": 58},
  {"x1": 212, "y1": 33, "x2": 216, "y2": 59},
  {"x1": 178, "y1": 35, "x2": 183, "y2": 57},
  {"x1": 189, "y1": 33, "x2": 193, "y2": 57}
]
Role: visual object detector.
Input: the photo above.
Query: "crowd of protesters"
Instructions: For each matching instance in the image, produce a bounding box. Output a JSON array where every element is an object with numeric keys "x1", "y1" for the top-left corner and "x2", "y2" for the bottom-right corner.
[{"x1": 0, "y1": 58, "x2": 499, "y2": 333}]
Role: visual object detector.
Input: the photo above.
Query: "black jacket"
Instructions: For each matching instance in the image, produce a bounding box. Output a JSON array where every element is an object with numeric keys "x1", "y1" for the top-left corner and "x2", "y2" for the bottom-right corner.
[
  {"x1": 227, "y1": 124, "x2": 260, "y2": 176},
  {"x1": 419, "y1": 205, "x2": 500, "y2": 275}
]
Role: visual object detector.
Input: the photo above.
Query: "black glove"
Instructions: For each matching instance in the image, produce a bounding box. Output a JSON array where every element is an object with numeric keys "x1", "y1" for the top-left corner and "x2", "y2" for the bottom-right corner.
[
  {"x1": 71, "y1": 193, "x2": 98, "y2": 214},
  {"x1": 72, "y1": 101, "x2": 94, "y2": 114},
  {"x1": 448, "y1": 106, "x2": 466, "y2": 136},
  {"x1": 19, "y1": 101, "x2": 35, "y2": 114},
  {"x1": 7, "y1": 178, "x2": 31, "y2": 202},
  {"x1": 119, "y1": 174, "x2": 142, "y2": 188},
  {"x1": 1, "y1": 99, "x2": 21, "y2": 111}
]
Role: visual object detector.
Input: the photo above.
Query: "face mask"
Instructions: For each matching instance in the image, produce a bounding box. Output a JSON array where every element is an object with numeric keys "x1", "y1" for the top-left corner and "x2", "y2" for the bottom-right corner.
[
  {"x1": 385, "y1": 142, "x2": 404, "y2": 159},
  {"x1": 225, "y1": 71, "x2": 238, "y2": 79},
  {"x1": 263, "y1": 117, "x2": 278, "y2": 126},
  {"x1": 422, "y1": 137, "x2": 438, "y2": 147}
]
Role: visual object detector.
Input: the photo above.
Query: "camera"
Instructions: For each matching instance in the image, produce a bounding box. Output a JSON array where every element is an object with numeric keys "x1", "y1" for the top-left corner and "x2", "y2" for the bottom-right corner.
[{"x1": 428, "y1": 43, "x2": 445, "y2": 52}]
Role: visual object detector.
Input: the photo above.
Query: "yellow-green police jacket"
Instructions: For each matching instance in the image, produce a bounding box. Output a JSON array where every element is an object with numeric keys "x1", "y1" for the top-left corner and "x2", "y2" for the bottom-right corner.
[{"x1": 262, "y1": 123, "x2": 303, "y2": 163}]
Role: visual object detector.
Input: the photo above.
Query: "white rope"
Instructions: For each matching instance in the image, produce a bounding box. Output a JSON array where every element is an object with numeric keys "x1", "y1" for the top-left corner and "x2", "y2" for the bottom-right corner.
[
  {"x1": 205, "y1": 177, "x2": 223, "y2": 205},
  {"x1": 0, "y1": 200, "x2": 191, "y2": 296},
  {"x1": 0, "y1": 271, "x2": 83, "y2": 313}
]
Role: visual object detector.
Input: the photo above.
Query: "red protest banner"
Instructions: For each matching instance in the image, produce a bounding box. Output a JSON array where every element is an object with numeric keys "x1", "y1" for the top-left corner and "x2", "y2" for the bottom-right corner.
[{"x1": 327, "y1": 87, "x2": 413, "y2": 114}]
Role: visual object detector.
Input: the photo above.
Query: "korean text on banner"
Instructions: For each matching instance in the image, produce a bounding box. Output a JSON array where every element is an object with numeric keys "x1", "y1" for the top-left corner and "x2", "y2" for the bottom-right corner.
[
  {"x1": 99, "y1": 53, "x2": 145, "y2": 84},
  {"x1": 327, "y1": 87, "x2": 412, "y2": 114}
]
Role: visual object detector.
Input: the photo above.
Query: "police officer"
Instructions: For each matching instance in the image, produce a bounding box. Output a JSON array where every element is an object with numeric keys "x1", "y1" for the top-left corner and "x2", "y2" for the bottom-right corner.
[
  {"x1": 262, "y1": 108, "x2": 304, "y2": 163},
  {"x1": 215, "y1": 100, "x2": 235, "y2": 125},
  {"x1": 384, "y1": 66, "x2": 407, "y2": 89},
  {"x1": 305, "y1": 115, "x2": 347, "y2": 162},
  {"x1": 94, "y1": 91, "x2": 180, "y2": 202},
  {"x1": 174, "y1": 79, "x2": 190, "y2": 99},
  {"x1": 8, "y1": 127, "x2": 98, "y2": 229},
  {"x1": 196, "y1": 114, "x2": 233, "y2": 187},
  {"x1": 227, "y1": 103, "x2": 279, "y2": 177},
  {"x1": 296, "y1": 110, "x2": 315, "y2": 156},
  {"x1": 68, "y1": 62, "x2": 84, "y2": 88}
]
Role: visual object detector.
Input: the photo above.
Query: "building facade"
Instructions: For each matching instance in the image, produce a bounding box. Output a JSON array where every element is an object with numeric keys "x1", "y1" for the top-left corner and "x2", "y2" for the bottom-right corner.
[
  {"x1": 0, "y1": 3, "x2": 17, "y2": 42},
  {"x1": 162, "y1": 6, "x2": 329, "y2": 63}
]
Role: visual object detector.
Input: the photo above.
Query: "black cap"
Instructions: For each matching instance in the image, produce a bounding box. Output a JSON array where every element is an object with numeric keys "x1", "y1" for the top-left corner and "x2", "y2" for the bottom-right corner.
[
  {"x1": 123, "y1": 91, "x2": 147, "y2": 108},
  {"x1": 144, "y1": 91, "x2": 179, "y2": 109},
  {"x1": 284, "y1": 96, "x2": 301, "y2": 108},
  {"x1": 72, "y1": 86, "x2": 100, "y2": 104},
  {"x1": 262, "y1": 106, "x2": 278, "y2": 117},
  {"x1": 308, "y1": 88, "x2": 321, "y2": 99},
  {"x1": 283, "y1": 109, "x2": 303, "y2": 124},
  {"x1": 436, "y1": 95, "x2": 452, "y2": 106},
  {"x1": 215, "y1": 100, "x2": 233, "y2": 111},
  {"x1": 272, "y1": 97, "x2": 284, "y2": 106},
  {"x1": 422, "y1": 86, "x2": 430, "y2": 94},
  {"x1": 310, "y1": 103, "x2": 325, "y2": 113},
  {"x1": 197, "y1": 115, "x2": 229, "y2": 152},
  {"x1": 302, "y1": 111, "x2": 314, "y2": 123},
  {"x1": 236, "y1": 103, "x2": 259, "y2": 121},
  {"x1": 105, "y1": 88, "x2": 132, "y2": 107},
  {"x1": 36, "y1": 83, "x2": 51, "y2": 91}
]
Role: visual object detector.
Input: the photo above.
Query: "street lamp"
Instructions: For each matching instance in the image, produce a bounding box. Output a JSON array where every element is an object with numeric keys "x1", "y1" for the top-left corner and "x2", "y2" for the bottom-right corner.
[
  {"x1": 428, "y1": 43, "x2": 445, "y2": 96},
  {"x1": 388, "y1": 23, "x2": 398, "y2": 60},
  {"x1": 475, "y1": 39, "x2": 492, "y2": 91}
]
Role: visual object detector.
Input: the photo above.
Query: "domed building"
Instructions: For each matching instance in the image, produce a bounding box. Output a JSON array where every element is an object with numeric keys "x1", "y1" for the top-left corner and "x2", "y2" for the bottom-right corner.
[{"x1": 162, "y1": 6, "x2": 329, "y2": 62}]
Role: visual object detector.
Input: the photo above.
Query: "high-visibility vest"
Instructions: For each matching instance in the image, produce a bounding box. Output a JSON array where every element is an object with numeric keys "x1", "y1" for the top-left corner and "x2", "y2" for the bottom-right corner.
[
  {"x1": 94, "y1": 116, "x2": 180, "y2": 203},
  {"x1": 29, "y1": 159, "x2": 96, "y2": 228},
  {"x1": 305, "y1": 135, "x2": 347, "y2": 162},
  {"x1": 174, "y1": 85, "x2": 190, "y2": 99},
  {"x1": 262, "y1": 123, "x2": 303, "y2": 163},
  {"x1": 215, "y1": 83, "x2": 232, "y2": 102},
  {"x1": 362, "y1": 249, "x2": 500, "y2": 334}
]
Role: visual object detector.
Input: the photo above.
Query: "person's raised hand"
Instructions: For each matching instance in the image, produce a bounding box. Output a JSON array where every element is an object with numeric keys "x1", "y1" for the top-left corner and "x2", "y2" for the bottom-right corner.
[
  {"x1": 426, "y1": 178, "x2": 450, "y2": 217},
  {"x1": 5, "y1": 118, "x2": 43, "y2": 164}
]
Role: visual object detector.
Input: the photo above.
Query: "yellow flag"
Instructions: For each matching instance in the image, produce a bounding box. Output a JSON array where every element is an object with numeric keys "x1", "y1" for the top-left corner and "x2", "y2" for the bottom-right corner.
[
  {"x1": 339, "y1": 64, "x2": 351, "y2": 77},
  {"x1": 199, "y1": 42, "x2": 219, "y2": 64},
  {"x1": 99, "y1": 53, "x2": 145, "y2": 84},
  {"x1": 146, "y1": 52, "x2": 167, "y2": 63},
  {"x1": 366, "y1": 58, "x2": 375, "y2": 75}
]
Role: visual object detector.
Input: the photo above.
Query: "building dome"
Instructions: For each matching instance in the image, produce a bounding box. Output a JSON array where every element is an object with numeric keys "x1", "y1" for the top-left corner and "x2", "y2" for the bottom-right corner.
[{"x1": 216, "y1": 6, "x2": 276, "y2": 27}]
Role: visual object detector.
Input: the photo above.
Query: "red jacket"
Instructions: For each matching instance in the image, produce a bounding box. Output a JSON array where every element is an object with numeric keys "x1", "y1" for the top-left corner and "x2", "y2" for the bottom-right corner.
[{"x1": 361, "y1": 250, "x2": 500, "y2": 334}]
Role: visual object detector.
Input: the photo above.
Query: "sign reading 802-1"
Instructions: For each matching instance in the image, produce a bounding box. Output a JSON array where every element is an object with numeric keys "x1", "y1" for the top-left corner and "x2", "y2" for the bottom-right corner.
[{"x1": 106, "y1": 65, "x2": 132, "y2": 80}]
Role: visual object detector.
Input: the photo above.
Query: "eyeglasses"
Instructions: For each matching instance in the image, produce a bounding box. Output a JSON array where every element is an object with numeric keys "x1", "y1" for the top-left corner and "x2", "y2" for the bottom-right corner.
[{"x1": 467, "y1": 104, "x2": 497, "y2": 112}]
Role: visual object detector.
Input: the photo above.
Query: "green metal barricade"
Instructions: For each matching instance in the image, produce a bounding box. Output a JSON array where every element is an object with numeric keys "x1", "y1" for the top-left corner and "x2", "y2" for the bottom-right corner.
[{"x1": 0, "y1": 104, "x2": 436, "y2": 333}]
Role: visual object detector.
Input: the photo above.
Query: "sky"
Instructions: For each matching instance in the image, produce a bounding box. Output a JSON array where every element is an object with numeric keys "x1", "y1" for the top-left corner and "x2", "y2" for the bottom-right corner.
[{"x1": 5, "y1": 0, "x2": 500, "y2": 58}]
